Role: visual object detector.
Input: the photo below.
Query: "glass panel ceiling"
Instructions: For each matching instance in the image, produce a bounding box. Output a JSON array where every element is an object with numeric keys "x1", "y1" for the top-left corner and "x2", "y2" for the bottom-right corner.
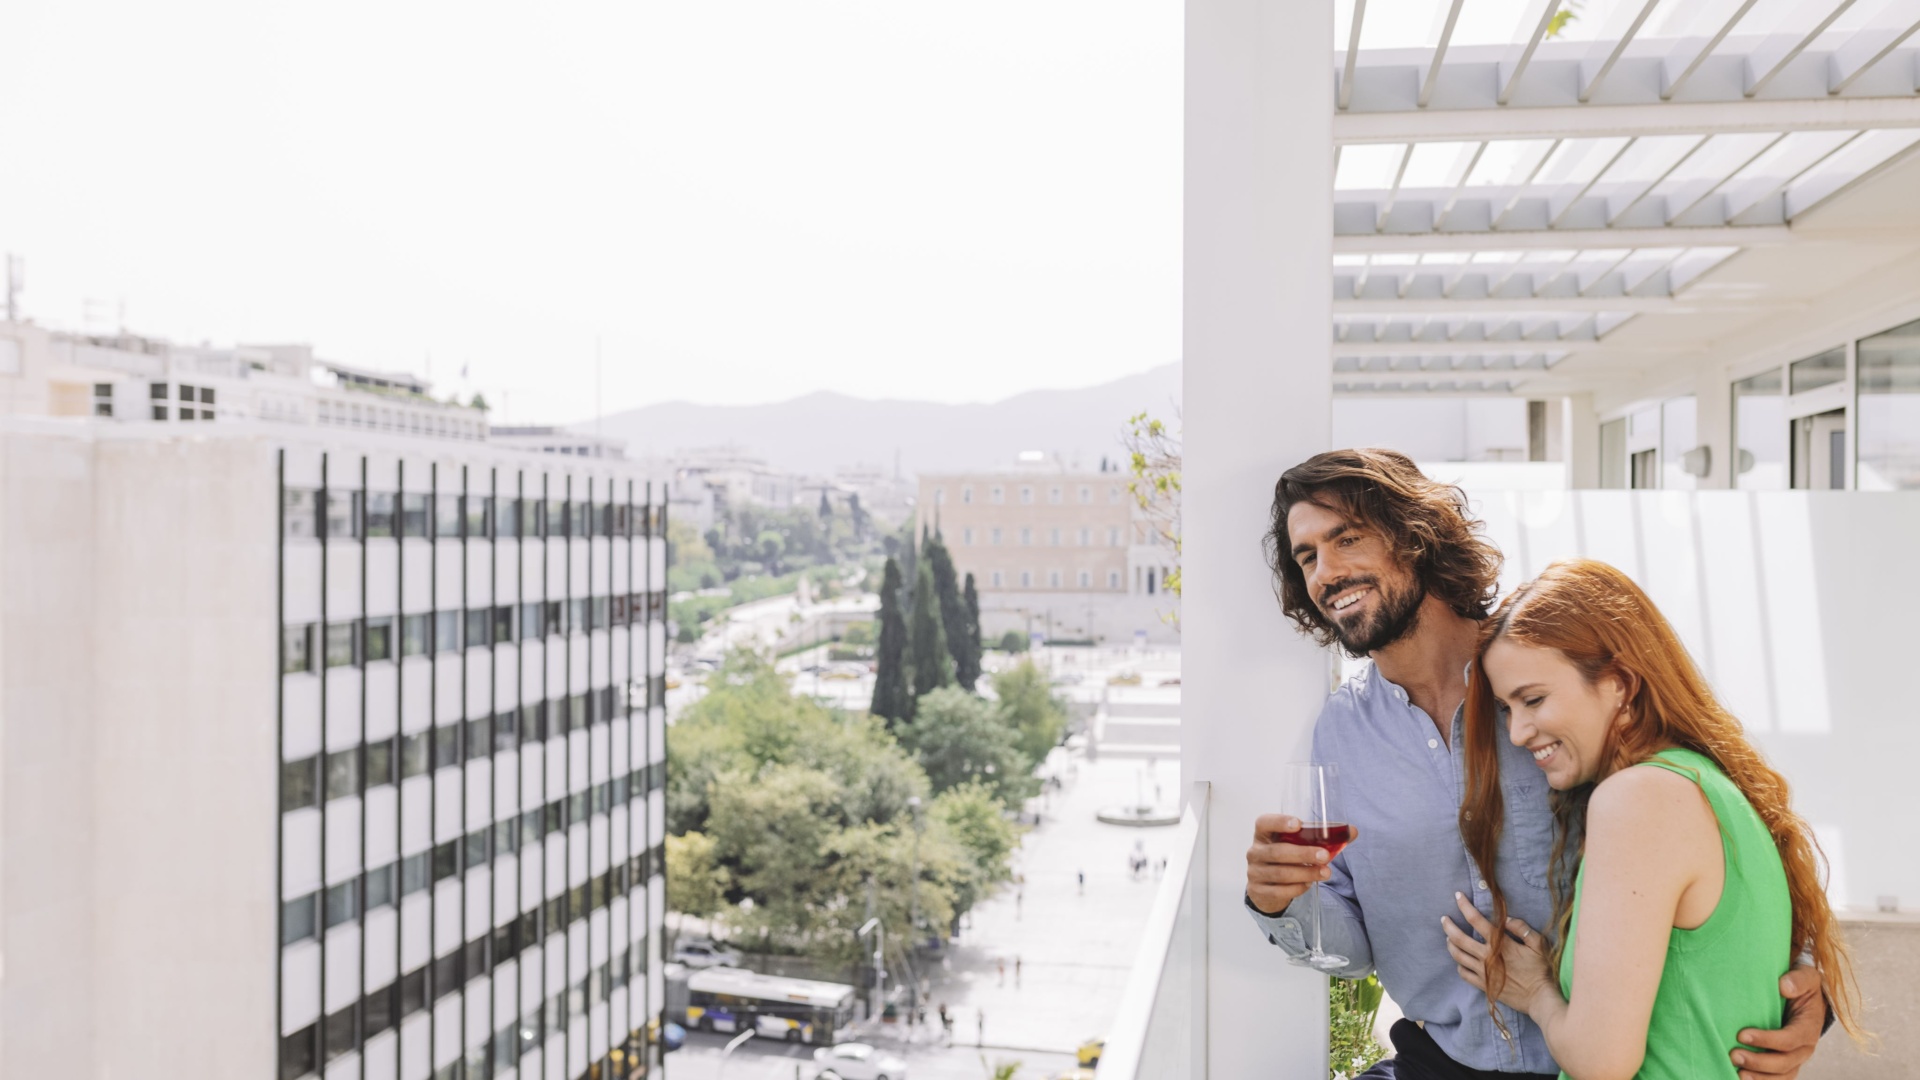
[{"x1": 1332, "y1": 247, "x2": 1739, "y2": 298}]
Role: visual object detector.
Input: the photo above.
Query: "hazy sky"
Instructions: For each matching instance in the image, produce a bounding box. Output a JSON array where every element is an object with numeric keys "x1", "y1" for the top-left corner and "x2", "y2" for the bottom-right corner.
[{"x1": 1, "y1": 2, "x2": 1181, "y2": 423}]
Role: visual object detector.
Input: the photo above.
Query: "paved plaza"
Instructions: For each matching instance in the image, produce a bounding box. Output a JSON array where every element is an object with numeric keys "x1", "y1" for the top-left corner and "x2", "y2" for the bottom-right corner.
[{"x1": 665, "y1": 747, "x2": 1182, "y2": 1080}]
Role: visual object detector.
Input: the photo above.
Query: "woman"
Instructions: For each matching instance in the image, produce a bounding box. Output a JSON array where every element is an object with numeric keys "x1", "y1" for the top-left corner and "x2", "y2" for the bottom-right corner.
[{"x1": 1441, "y1": 559, "x2": 1860, "y2": 1079}]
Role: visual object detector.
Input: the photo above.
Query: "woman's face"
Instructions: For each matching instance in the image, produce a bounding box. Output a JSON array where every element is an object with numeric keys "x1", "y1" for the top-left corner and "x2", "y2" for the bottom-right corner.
[{"x1": 1483, "y1": 638, "x2": 1628, "y2": 790}]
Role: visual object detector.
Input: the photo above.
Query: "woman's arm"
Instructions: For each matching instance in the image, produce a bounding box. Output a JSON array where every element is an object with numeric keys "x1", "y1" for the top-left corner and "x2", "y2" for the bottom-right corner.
[{"x1": 1448, "y1": 766, "x2": 1717, "y2": 1080}]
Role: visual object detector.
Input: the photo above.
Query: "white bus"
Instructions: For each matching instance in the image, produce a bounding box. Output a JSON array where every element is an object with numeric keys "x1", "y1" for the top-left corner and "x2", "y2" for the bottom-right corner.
[{"x1": 680, "y1": 967, "x2": 857, "y2": 1046}]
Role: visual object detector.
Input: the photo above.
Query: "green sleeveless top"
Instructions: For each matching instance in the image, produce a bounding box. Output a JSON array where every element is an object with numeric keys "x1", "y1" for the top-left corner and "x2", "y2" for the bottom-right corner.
[{"x1": 1557, "y1": 748, "x2": 1791, "y2": 1080}]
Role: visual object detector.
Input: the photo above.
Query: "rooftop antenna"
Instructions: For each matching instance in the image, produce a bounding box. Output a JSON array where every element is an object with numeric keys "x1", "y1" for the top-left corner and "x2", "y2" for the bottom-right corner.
[{"x1": 4, "y1": 254, "x2": 20, "y2": 322}]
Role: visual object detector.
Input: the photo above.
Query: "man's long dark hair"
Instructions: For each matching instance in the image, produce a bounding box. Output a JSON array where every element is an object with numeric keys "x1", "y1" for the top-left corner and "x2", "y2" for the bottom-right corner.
[{"x1": 1264, "y1": 448, "x2": 1502, "y2": 651}]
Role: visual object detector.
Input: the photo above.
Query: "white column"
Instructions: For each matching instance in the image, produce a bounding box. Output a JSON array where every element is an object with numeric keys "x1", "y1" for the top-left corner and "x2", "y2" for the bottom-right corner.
[
  {"x1": 1184, "y1": 0, "x2": 1333, "y2": 1076},
  {"x1": 1565, "y1": 393, "x2": 1600, "y2": 489}
]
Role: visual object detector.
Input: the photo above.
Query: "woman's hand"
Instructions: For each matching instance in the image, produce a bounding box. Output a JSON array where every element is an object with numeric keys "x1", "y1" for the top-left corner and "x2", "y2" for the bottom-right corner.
[{"x1": 1444, "y1": 891, "x2": 1557, "y2": 1016}]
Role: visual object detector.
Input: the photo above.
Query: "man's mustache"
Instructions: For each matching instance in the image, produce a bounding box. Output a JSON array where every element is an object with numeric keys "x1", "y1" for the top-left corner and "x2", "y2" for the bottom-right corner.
[{"x1": 1320, "y1": 576, "x2": 1380, "y2": 610}]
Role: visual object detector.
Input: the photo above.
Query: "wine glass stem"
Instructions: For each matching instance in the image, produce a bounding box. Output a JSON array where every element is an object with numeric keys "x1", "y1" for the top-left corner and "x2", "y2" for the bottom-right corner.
[{"x1": 1309, "y1": 878, "x2": 1324, "y2": 958}]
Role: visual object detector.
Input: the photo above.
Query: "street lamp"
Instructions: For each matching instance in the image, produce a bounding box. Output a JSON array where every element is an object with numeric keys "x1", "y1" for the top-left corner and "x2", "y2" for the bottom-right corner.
[
  {"x1": 857, "y1": 917, "x2": 885, "y2": 1024},
  {"x1": 906, "y1": 795, "x2": 924, "y2": 1017}
]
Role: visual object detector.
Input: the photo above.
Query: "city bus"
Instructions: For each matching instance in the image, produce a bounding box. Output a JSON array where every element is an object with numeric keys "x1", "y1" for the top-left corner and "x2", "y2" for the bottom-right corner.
[{"x1": 677, "y1": 966, "x2": 857, "y2": 1046}]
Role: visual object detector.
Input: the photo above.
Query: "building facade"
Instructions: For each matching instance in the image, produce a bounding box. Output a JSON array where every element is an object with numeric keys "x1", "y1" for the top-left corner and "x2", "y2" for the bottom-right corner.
[
  {"x1": 915, "y1": 469, "x2": 1178, "y2": 643},
  {"x1": 0, "y1": 363, "x2": 667, "y2": 1079}
]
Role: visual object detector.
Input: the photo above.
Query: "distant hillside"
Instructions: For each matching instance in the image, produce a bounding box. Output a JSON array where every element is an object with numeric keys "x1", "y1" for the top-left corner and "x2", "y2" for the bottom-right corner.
[{"x1": 590, "y1": 363, "x2": 1181, "y2": 476}]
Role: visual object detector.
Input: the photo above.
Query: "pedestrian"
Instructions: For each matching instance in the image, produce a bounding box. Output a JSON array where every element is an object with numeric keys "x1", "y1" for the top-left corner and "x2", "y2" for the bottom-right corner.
[
  {"x1": 1077, "y1": 868, "x2": 1085, "y2": 895},
  {"x1": 1016, "y1": 886, "x2": 1023, "y2": 919},
  {"x1": 977, "y1": 1008, "x2": 985, "y2": 1048},
  {"x1": 997, "y1": 957, "x2": 1006, "y2": 986},
  {"x1": 939, "y1": 1002, "x2": 953, "y2": 1047},
  {"x1": 1015, "y1": 955, "x2": 1023, "y2": 987}
]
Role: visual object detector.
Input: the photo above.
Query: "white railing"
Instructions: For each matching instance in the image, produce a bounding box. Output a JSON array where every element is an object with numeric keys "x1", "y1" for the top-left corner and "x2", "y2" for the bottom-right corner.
[{"x1": 1097, "y1": 781, "x2": 1209, "y2": 1080}]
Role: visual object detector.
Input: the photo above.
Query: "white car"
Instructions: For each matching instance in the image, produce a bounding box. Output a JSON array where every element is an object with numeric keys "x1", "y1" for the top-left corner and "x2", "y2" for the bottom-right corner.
[
  {"x1": 671, "y1": 940, "x2": 743, "y2": 969},
  {"x1": 812, "y1": 1042, "x2": 908, "y2": 1080}
]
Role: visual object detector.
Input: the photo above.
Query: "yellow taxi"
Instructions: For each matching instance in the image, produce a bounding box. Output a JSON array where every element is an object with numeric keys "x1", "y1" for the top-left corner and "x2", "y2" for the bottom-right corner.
[{"x1": 1076, "y1": 1036, "x2": 1105, "y2": 1067}]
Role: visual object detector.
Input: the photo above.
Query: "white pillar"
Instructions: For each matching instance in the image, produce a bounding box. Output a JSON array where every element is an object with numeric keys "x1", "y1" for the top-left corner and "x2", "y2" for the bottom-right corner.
[
  {"x1": 1565, "y1": 393, "x2": 1600, "y2": 489},
  {"x1": 1184, "y1": 0, "x2": 1333, "y2": 1075}
]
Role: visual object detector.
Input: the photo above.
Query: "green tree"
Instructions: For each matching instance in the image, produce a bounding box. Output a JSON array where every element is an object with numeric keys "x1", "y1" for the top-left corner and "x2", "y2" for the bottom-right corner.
[
  {"x1": 908, "y1": 561, "x2": 953, "y2": 697},
  {"x1": 756, "y1": 529, "x2": 785, "y2": 575},
  {"x1": 849, "y1": 492, "x2": 870, "y2": 540},
  {"x1": 819, "y1": 489, "x2": 832, "y2": 519},
  {"x1": 664, "y1": 831, "x2": 729, "y2": 948},
  {"x1": 929, "y1": 781, "x2": 1019, "y2": 917},
  {"x1": 469, "y1": 392, "x2": 490, "y2": 411},
  {"x1": 899, "y1": 687, "x2": 1035, "y2": 805},
  {"x1": 962, "y1": 572, "x2": 982, "y2": 675},
  {"x1": 871, "y1": 559, "x2": 914, "y2": 725},
  {"x1": 993, "y1": 660, "x2": 1069, "y2": 764},
  {"x1": 926, "y1": 537, "x2": 980, "y2": 691}
]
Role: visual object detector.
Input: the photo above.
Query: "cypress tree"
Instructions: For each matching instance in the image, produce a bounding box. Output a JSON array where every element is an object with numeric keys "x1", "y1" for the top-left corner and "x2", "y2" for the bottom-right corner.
[
  {"x1": 926, "y1": 537, "x2": 977, "y2": 691},
  {"x1": 871, "y1": 558, "x2": 914, "y2": 725},
  {"x1": 908, "y1": 561, "x2": 953, "y2": 699},
  {"x1": 959, "y1": 572, "x2": 983, "y2": 690}
]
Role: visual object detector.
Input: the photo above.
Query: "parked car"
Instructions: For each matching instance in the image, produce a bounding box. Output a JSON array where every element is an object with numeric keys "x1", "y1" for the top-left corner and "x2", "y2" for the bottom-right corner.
[
  {"x1": 672, "y1": 939, "x2": 743, "y2": 969},
  {"x1": 812, "y1": 1042, "x2": 908, "y2": 1080},
  {"x1": 754, "y1": 1013, "x2": 814, "y2": 1042},
  {"x1": 1077, "y1": 1036, "x2": 1106, "y2": 1067}
]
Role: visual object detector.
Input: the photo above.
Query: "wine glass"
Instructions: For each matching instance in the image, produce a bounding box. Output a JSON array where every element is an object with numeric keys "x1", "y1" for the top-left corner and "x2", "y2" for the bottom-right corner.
[{"x1": 1281, "y1": 762, "x2": 1351, "y2": 972}]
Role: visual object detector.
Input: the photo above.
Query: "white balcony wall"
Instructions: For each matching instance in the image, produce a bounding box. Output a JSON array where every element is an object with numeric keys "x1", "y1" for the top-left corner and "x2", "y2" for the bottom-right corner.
[{"x1": 1468, "y1": 489, "x2": 1920, "y2": 910}]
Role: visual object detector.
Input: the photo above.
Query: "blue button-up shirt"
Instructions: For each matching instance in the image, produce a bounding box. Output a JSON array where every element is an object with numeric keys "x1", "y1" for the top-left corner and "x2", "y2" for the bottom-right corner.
[{"x1": 1249, "y1": 661, "x2": 1560, "y2": 1074}]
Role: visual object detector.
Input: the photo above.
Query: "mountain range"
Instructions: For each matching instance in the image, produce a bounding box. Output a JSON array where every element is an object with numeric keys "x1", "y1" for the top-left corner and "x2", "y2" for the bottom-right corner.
[{"x1": 589, "y1": 363, "x2": 1181, "y2": 477}]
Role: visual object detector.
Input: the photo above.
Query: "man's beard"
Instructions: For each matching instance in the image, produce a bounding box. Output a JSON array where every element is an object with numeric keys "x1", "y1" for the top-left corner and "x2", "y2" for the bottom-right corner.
[{"x1": 1327, "y1": 575, "x2": 1426, "y2": 655}]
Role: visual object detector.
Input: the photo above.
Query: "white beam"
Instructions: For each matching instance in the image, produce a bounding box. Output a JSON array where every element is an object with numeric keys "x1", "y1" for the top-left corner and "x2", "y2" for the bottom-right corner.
[
  {"x1": 1334, "y1": 94, "x2": 1920, "y2": 144},
  {"x1": 1662, "y1": 0, "x2": 1762, "y2": 100},
  {"x1": 1334, "y1": 295, "x2": 1790, "y2": 315},
  {"x1": 1419, "y1": 0, "x2": 1466, "y2": 109},
  {"x1": 1331, "y1": 340, "x2": 1686, "y2": 358},
  {"x1": 1748, "y1": 0, "x2": 1861, "y2": 96},
  {"x1": 1609, "y1": 134, "x2": 1708, "y2": 225},
  {"x1": 1338, "y1": 0, "x2": 1367, "y2": 111},
  {"x1": 1828, "y1": 15, "x2": 1920, "y2": 95},
  {"x1": 1499, "y1": 0, "x2": 1563, "y2": 106},
  {"x1": 1580, "y1": 0, "x2": 1663, "y2": 103},
  {"x1": 1186, "y1": 2, "x2": 1331, "y2": 1080},
  {"x1": 1665, "y1": 131, "x2": 1784, "y2": 224},
  {"x1": 1332, "y1": 224, "x2": 1794, "y2": 253}
]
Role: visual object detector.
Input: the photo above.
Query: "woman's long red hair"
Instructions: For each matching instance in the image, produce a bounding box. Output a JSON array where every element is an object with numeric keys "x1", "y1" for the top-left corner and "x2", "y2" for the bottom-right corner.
[{"x1": 1459, "y1": 559, "x2": 1861, "y2": 1040}]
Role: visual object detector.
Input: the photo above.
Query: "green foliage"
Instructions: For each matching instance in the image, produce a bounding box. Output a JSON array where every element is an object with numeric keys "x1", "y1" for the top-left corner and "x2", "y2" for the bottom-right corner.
[
  {"x1": 996, "y1": 629, "x2": 1029, "y2": 653},
  {"x1": 926, "y1": 537, "x2": 980, "y2": 691},
  {"x1": 1546, "y1": 0, "x2": 1582, "y2": 38},
  {"x1": 1123, "y1": 410, "x2": 1182, "y2": 602},
  {"x1": 962, "y1": 573, "x2": 982, "y2": 667},
  {"x1": 899, "y1": 687, "x2": 1038, "y2": 807},
  {"x1": 871, "y1": 558, "x2": 914, "y2": 725},
  {"x1": 841, "y1": 620, "x2": 874, "y2": 646},
  {"x1": 908, "y1": 561, "x2": 954, "y2": 697},
  {"x1": 663, "y1": 649, "x2": 1010, "y2": 962},
  {"x1": 1329, "y1": 975, "x2": 1388, "y2": 1080},
  {"x1": 929, "y1": 781, "x2": 1020, "y2": 915},
  {"x1": 992, "y1": 660, "x2": 1069, "y2": 764},
  {"x1": 665, "y1": 831, "x2": 729, "y2": 923}
]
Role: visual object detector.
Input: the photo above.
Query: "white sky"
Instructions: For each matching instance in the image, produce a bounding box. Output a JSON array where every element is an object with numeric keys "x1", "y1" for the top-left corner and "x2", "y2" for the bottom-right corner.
[{"x1": 0, "y1": 2, "x2": 1181, "y2": 423}]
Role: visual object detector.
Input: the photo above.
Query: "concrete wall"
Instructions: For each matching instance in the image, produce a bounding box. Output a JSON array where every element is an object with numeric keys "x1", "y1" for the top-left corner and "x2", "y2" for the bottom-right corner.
[
  {"x1": 0, "y1": 426, "x2": 100, "y2": 1075},
  {"x1": 91, "y1": 434, "x2": 280, "y2": 1078},
  {"x1": 0, "y1": 427, "x2": 280, "y2": 1079},
  {"x1": 1467, "y1": 489, "x2": 1920, "y2": 914},
  {"x1": 976, "y1": 589, "x2": 1178, "y2": 645},
  {"x1": 1801, "y1": 913, "x2": 1920, "y2": 1080}
]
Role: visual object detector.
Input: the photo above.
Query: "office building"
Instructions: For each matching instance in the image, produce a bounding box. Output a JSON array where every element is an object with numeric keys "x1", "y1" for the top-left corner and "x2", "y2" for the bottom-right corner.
[{"x1": 0, "y1": 321, "x2": 668, "y2": 1080}]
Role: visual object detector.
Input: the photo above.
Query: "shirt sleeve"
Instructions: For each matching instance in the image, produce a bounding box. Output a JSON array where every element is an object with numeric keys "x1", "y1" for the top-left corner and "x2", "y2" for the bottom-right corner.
[{"x1": 1245, "y1": 849, "x2": 1374, "y2": 977}]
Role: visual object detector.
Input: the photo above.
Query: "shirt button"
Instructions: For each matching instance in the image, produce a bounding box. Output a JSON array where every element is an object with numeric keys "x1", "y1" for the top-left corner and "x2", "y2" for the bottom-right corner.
[
  {"x1": 1477, "y1": 879, "x2": 1488, "y2": 890},
  {"x1": 1428, "y1": 739, "x2": 1439, "y2": 749}
]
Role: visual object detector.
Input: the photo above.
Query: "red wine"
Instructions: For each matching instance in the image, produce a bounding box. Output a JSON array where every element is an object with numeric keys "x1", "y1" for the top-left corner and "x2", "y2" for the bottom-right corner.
[{"x1": 1279, "y1": 822, "x2": 1352, "y2": 859}]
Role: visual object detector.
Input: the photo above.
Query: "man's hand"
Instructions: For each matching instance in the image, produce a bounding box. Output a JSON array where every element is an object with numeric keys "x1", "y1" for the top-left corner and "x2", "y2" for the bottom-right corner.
[
  {"x1": 1730, "y1": 966, "x2": 1826, "y2": 1080},
  {"x1": 1245, "y1": 814, "x2": 1358, "y2": 916}
]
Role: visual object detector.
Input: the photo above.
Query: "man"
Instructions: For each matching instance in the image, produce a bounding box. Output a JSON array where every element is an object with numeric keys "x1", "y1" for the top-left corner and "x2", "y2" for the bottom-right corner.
[{"x1": 1245, "y1": 449, "x2": 1826, "y2": 1080}]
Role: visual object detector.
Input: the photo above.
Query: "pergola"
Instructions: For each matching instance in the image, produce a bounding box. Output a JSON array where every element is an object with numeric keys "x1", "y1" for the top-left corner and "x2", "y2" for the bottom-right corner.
[
  {"x1": 1330, "y1": 0, "x2": 1920, "y2": 404},
  {"x1": 1175, "y1": 2, "x2": 1920, "y2": 1076}
]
